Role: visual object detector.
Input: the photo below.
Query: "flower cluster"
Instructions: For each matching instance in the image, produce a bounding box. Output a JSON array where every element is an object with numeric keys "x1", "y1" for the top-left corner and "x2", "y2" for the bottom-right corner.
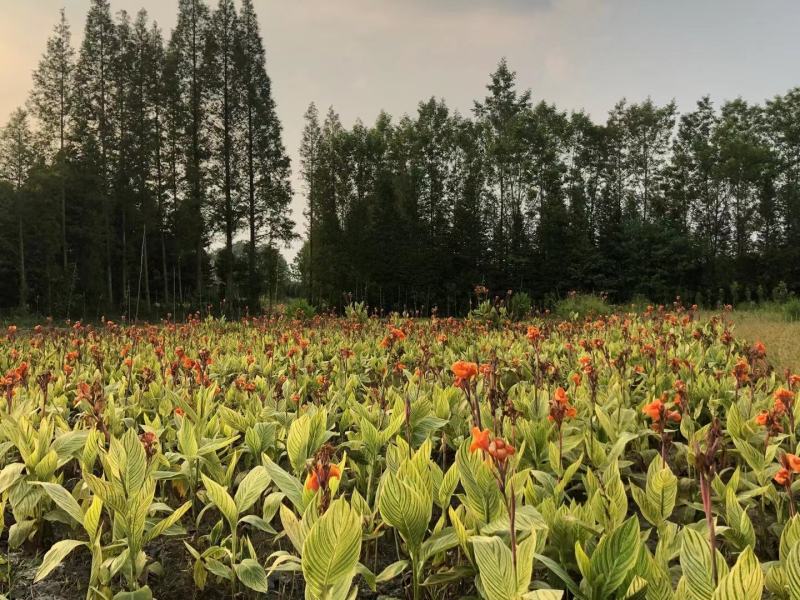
[
  {"x1": 548, "y1": 386, "x2": 577, "y2": 426},
  {"x1": 469, "y1": 427, "x2": 516, "y2": 464},
  {"x1": 642, "y1": 394, "x2": 682, "y2": 433},
  {"x1": 451, "y1": 360, "x2": 478, "y2": 388}
]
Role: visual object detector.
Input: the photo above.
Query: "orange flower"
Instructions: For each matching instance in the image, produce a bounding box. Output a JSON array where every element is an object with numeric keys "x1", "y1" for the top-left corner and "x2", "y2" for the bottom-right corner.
[
  {"x1": 786, "y1": 453, "x2": 800, "y2": 473},
  {"x1": 755, "y1": 411, "x2": 769, "y2": 426},
  {"x1": 526, "y1": 326, "x2": 541, "y2": 342},
  {"x1": 305, "y1": 464, "x2": 341, "y2": 491},
  {"x1": 642, "y1": 399, "x2": 664, "y2": 421},
  {"x1": 553, "y1": 387, "x2": 569, "y2": 405},
  {"x1": 305, "y1": 471, "x2": 319, "y2": 491},
  {"x1": 469, "y1": 427, "x2": 491, "y2": 453},
  {"x1": 571, "y1": 372, "x2": 582, "y2": 386},
  {"x1": 452, "y1": 361, "x2": 478, "y2": 380},
  {"x1": 752, "y1": 341, "x2": 767, "y2": 358},
  {"x1": 776, "y1": 468, "x2": 791, "y2": 486},
  {"x1": 174, "y1": 407, "x2": 185, "y2": 417},
  {"x1": 732, "y1": 359, "x2": 749, "y2": 383},
  {"x1": 775, "y1": 387, "x2": 795, "y2": 406},
  {"x1": 487, "y1": 437, "x2": 515, "y2": 462}
]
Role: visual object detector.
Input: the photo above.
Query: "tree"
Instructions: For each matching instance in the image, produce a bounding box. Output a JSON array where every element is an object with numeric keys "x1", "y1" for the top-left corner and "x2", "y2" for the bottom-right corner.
[
  {"x1": 0, "y1": 109, "x2": 38, "y2": 309},
  {"x1": 71, "y1": 0, "x2": 118, "y2": 306},
  {"x1": 206, "y1": 0, "x2": 242, "y2": 302},
  {"x1": 300, "y1": 103, "x2": 322, "y2": 304},
  {"x1": 29, "y1": 8, "x2": 74, "y2": 271},
  {"x1": 473, "y1": 58, "x2": 533, "y2": 283},
  {"x1": 169, "y1": 0, "x2": 210, "y2": 301},
  {"x1": 238, "y1": 0, "x2": 293, "y2": 310}
]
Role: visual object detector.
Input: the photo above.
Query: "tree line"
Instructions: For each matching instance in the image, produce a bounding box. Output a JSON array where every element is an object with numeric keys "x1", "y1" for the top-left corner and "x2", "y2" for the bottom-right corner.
[
  {"x1": 298, "y1": 61, "x2": 800, "y2": 314},
  {"x1": 3, "y1": 3, "x2": 800, "y2": 318},
  {"x1": 0, "y1": 0, "x2": 293, "y2": 317}
]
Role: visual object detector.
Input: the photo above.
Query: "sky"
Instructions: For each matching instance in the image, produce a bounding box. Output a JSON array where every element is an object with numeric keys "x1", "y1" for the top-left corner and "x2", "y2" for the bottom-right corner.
[{"x1": 2, "y1": 0, "x2": 800, "y2": 258}]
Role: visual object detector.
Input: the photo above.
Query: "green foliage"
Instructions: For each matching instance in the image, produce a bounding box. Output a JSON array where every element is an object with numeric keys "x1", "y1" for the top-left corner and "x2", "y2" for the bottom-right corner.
[
  {"x1": 553, "y1": 294, "x2": 610, "y2": 320},
  {"x1": 284, "y1": 298, "x2": 316, "y2": 320},
  {"x1": 507, "y1": 292, "x2": 532, "y2": 321}
]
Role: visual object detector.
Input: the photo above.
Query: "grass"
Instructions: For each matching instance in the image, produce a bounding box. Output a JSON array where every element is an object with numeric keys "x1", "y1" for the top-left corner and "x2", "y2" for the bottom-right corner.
[{"x1": 725, "y1": 309, "x2": 800, "y2": 372}]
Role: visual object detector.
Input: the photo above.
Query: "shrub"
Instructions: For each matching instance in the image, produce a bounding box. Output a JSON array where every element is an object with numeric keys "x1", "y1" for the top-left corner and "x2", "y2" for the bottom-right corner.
[
  {"x1": 284, "y1": 297, "x2": 316, "y2": 319},
  {"x1": 345, "y1": 301, "x2": 369, "y2": 323},
  {"x1": 554, "y1": 293, "x2": 611, "y2": 320},
  {"x1": 782, "y1": 296, "x2": 800, "y2": 322},
  {"x1": 507, "y1": 292, "x2": 532, "y2": 321},
  {"x1": 468, "y1": 299, "x2": 503, "y2": 327},
  {"x1": 773, "y1": 281, "x2": 790, "y2": 304}
]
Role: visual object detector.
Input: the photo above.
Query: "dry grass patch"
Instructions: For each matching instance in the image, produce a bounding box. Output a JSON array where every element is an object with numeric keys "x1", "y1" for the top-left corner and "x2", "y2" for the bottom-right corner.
[{"x1": 726, "y1": 310, "x2": 800, "y2": 372}]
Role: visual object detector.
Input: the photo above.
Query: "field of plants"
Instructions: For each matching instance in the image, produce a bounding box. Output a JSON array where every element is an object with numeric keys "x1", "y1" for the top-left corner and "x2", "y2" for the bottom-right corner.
[{"x1": 0, "y1": 304, "x2": 798, "y2": 599}]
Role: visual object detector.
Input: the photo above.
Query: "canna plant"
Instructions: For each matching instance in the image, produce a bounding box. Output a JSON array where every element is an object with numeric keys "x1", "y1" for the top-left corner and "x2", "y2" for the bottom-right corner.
[{"x1": 33, "y1": 428, "x2": 191, "y2": 599}]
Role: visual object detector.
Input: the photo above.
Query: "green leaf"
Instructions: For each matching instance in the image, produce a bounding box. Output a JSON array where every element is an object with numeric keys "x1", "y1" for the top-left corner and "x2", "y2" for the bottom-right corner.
[
  {"x1": 121, "y1": 429, "x2": 149, "y2": 495},
  {"x1": 34, "y1": 539, "x2": 86, "y2": 582},
  {"x1": 711, "y1": 546, "x2": 763, "y2": 600},
  {"x1": 234, "y1": 466, "x2": 271, "y2": 514},
  {"x1": 523, "y1": 592, "x2": 563, "y2": 600},
  {"x1": 588, "y1": 516, "x2": 640, "y2": 598},
  {"x1": 644, "y1": 458, "x2": 677, "y2": 526},
  {"x1": 146, "y1": 500, "x2": 192, "y2": 542},
  {"x1": 201, "y1": 474, "x2": 238, "y2": 529},
  {"x1": 378, "y1": 470, "x2": 430, "y2": 550},
  {"x1": 263, "y1": 455, "x2": 304, "y2": 512},
  {"x1": 375, "y1": 559, "x2": 409, "y2": 583},
  {"x1": 234, "y1": 558, "x2": 269, "y2": 593},
  {"x1": 681, "y1": 527, "x2": 727, "y2": 600},
  {"x1": 302, "y1": 499, "x2": 362, "y2": 600},
  {"x1": 35, "y1": 482, "x2": 84, "y2": 527},
  {"x1": 112, "y1": 586, "x2": 153, "y2": 600},
  {"x1": 472, "y1": 535, "x2": 517, "y2": 600},
  {"x1": 84, "y1": 496, "x2": 103, "y2": 541},
  {"x1": 786, "y1": 542, "x2": 800, "y2": 600}
]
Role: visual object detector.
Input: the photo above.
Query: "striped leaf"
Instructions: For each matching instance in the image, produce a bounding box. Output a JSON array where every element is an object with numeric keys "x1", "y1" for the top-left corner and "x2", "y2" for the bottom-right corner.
[
  {"x1": 787, "y1": 542, "x2": 800, "y2": 600},
  {"x1": 302, "y1": 499, "x2": 362, "y2": 600},
  {"x1": 234, "y1": 558, "x2": 269, "y2": 593},
  {"x1": 711, "y1": 546, "x2": 763, "y2": 600},
  {"x1": 588, "y1": 516, "x2": 640, "y2": 598},
  {"x1": 378, "y1": 470, "x2": 430, "y2": 550},
  {"x1": 472, "y1": 535, "x2": 517, "y2": 600},
  {"x1": 201, "y1": 474, "x2": 238, "y2": 529},
  {"x1": 680, "y1": 527, "x2": 728, "y2": 600},
  {"x1": 234, "y1": 466, "x2": 271, "y2": 514},
  {"x1": 35, "y1": 482, "x2": 84, "y2": 527},
  {"x1": 34, "y1": 539, "x2": 87, "y2": 582}
]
